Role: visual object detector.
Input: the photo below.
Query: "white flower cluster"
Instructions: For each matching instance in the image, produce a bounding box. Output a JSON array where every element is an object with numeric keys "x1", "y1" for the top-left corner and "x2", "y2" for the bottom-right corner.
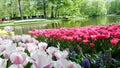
[{"x1": 0, "y1": 35, "x2": 81, "y2": 68}]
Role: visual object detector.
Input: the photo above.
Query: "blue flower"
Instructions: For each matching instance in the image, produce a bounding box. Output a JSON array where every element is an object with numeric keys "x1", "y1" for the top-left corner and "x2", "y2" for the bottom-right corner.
[{"x1": 82, "y1": 58, "x2": 90, "y2": 68}]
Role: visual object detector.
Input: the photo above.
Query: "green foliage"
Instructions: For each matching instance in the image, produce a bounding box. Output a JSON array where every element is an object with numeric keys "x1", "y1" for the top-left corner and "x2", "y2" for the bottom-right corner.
[
  {"x1": 0, "y1": 0, "x2": 120, "y2": 18},
  {"x1": 0, "y1": 0, "x2": 19, "y2": 18},
  {"x1": 24, "y1": 62, "x2": 32, "y2": 68},
  {"x1": 7, "y1": 59, "x2": 12, "y2": 68},
  {"x1": 109, "y1": 0, "x2": 120, "y2": 14},
  {"x1": 81, "y1": 0, "x2": 107, "y2": 17}
]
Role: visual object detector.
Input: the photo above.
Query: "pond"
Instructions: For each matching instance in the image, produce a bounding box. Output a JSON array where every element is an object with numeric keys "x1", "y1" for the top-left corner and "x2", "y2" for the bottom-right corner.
[{"x1": 11, "y1": 16, "x2": 120, "y2": 34}]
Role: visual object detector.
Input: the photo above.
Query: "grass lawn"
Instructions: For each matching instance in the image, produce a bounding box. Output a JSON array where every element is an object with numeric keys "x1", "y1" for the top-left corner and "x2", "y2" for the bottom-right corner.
[
  {"x1": 0, "y1": 19, "x2": 61, "y2": 27},
  {"x1": 0, "y1": 22, "x2": 14, "y2": 27}
]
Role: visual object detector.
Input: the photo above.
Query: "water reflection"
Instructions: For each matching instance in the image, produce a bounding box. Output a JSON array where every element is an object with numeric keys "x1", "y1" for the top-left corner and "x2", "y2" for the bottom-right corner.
[{"x1": 5, "y1": 16, "x2": 120, "y2": 34}]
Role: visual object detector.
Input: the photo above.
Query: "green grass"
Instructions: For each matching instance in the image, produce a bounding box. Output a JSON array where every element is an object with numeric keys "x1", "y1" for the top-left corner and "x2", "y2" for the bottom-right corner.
[
  {"x1": 0, "y1": 22, "x2": 14, "y2": 27},
  {"x1": 0, "y1": 19, "x2": 61, "y2": 27}
]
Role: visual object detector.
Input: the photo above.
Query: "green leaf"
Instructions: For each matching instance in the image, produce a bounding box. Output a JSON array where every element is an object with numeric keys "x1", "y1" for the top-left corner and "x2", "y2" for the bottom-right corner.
[
  {"x1": 7, "y1": 59, "x2": 12, "y2": 68},
  {"x1": 24, "y1": 62, "x2": 32, "y2": 68}
]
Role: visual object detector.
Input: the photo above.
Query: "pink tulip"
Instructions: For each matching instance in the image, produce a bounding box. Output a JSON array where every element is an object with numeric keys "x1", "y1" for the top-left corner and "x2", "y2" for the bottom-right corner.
[
  {"x1": 38, "y1": 42, "x2": 48, "y2": 50},
  {"x1": 0, "y1": 35, "x2": 9, "y2": 40},
  {"x1": 45, "y1": 34, "x2": 50, "y2": 38},
  {"x1": 29, "y1": 24, "x2": 120, "y2": 47},
  {"x1": 76, "y1": 37, "x2": 82, "y2": 42},
  {"x1": 18, "y1": 42, "x2": 27, "y2": 48},
  {"x1": 21, "y1": 35, "x2": 31, "y2": 43},
  {"x1": 46, "y1": 47, "x2": 59, "y2": 56},
  {"x1": 73, "y1": 35, "x2": 78, "y2": 40},
  {"x1": 10, "y1": 52, "x2": 26, "y2": 64},
  {"x1": 54, "y1": 59, "x2": 81, "y2": 68},
  {"x1": 110, "y1": 38, "x2": 119, "y2": 46},
  {"x1": 31, "y1": 51, "x2": 52, "y2": 68},
  {"x1": 54, "y1": 59, "x2": 72, "y2": 68},
  {"x1": 3, "y1": 44, "x2": 16, "y2": 59},
  {"x1": 66, "y1": 37, "x2": 73, "y2": 41},
  {"x1": 54, "y1": 50, "x2": 68, "y2": 60},
  {"x1": 12, "y1": 35, "x2": 22, "y2": 42},
  {"x1": 0, "y1": 45, "x2": 6, "y2": 54},
  {"x1": 29, "y1": 30, "x2": 37, "y2": 36},
  {"x1": 83, "y1": 40, "x2": 89, "y2": 44},
  {"x1": 91, "y1": 35, "x2": 97, "y2": 40},
  {"x1": 4, "y1": 54, "x2": 10, "y2": 59},
  {"x1": 26, "y1": 43, "x2": 38, "y2": 53}
]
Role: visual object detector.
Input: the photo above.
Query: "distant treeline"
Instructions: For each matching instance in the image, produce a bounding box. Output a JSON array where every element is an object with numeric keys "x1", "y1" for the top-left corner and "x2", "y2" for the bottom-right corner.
[{"x1": 0, "y1": 0, "x2": 120, "y2": 20}]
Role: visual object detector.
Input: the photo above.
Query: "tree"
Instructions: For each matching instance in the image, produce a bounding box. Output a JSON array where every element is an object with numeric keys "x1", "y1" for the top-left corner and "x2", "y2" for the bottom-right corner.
[
  {"x1": 56, "y1": 0, "x2": 73, "y2": 16},
  {"x1": 18, "y1": 0, "x2": 23, "y2": 20},
  {"x1": 115, "y1": 0, "x2": 120, "y2": 14},
  {"x1": 81, "y1": 0, "x2": 107, "y2": 17},
  {"x1": 1, "y1": 0, "x2": 119, "y2": 19},
  {"x1": 70, "y1": 0, "x2": 83, "y2": 16},
  {"x1": 43, "y1": 0, "x2": 47, "y2": 18},
  {"x1": 49, "y1": 0, "x2": 55, "y2": 18}
]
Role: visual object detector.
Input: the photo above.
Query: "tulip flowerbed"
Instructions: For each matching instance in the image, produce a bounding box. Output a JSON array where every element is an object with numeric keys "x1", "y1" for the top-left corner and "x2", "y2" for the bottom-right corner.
[
  {"x1": 29, "y1": 24, "x2": 120, "y2": 67},
  {"x1": 29, "y1": 24, "x2": 120, "y2": 50},
  {"x1": 0, "y1": 35, "x2": 81, "y2": 68}
]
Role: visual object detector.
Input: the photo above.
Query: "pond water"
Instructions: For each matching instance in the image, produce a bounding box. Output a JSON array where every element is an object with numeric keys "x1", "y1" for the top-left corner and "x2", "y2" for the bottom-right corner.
[{"x1": 12, "y1": 16, "x2": 120, "y2": 34}]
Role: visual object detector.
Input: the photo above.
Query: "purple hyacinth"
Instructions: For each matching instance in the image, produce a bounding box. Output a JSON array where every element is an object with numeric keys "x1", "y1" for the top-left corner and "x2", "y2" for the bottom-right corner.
[{"x1": 82, "y1": 58, "x2": 90, "y2": 68}]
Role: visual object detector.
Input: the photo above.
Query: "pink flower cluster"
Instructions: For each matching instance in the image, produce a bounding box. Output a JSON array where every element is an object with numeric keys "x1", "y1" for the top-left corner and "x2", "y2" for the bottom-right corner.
[
  {"x1": 29, "y1": 24, "x2": 120, "y2": 47},
  {"x1": 0, "y1": 35, "x2": 81, "y2": 68}
]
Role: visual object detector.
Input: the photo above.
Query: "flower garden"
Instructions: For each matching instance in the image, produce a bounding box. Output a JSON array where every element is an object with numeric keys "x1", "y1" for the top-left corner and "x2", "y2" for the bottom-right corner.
[
  {"x1": 0, "y1": 24, "x2": 120, "y2": 68},
  {"x1": 0, "y1": 32, "x2": 80, "y2": 68},
  {"x1": 29, "y1": 24, "x2": 120, "y2": 68}
]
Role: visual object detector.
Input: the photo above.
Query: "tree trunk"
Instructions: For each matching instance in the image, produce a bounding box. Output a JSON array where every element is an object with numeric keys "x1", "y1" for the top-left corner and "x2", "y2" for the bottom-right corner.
[
  {"x1": 57, "y1": 11, "x2": 59, "y2": 18},
  {"x1": 18, "y1": 0, "x2": 23, "y2": 20},
  {"x1": 55, "y1": 7, "x2": 57, "y2": 18},
  {"x1": 43, "y1": 0, "x2": 47, "y2": 19},
  {"x1": 51, "y1": 5, "x2": 54, "y2": 18},
  {"x1": 10, "y1": 0, "x2": 13, "y2": 18}
]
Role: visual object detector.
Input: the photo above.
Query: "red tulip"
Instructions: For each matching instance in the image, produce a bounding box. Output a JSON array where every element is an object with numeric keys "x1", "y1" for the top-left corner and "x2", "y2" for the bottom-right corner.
[
  {"x1": 91, "y1": 35, "x2": 97, "y2": 40},
  {"x1": 76, "y1": 38, "x2": 82, "y2": 42},
  {"x1": 83, "y1": 40, "x2": 89, "y2": 44},
  {"x1": 29, "y1": 24, "x2": 120, "y2": 47},
  {"x1": 89, "y1": 43, "x2": 95, "y2": 48},
  {"x1": 61, "y1": 36, "x2": 67, "y2": 40},
  {"x1": 66, "y1": 37, "x2": 73, "y2": 41},
  {"x1": 110, "y1": 38, "x2": 119, "y2": 46}
]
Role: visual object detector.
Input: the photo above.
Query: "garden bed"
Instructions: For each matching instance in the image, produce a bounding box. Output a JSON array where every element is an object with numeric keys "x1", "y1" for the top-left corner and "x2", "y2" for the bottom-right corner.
[
  {"x1": 30, "y1": 24, "x2": 120, "y2": 67},
  {"x1": 0, "y1": 34, "x2": 81, "y2": 68},
  {"x1": 0, "y1": 26, "x2": 81, "y2": 68}
]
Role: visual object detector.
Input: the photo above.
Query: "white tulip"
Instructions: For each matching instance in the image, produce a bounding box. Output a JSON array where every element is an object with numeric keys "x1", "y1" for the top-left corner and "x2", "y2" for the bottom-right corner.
[{"x1": 0, "y1": 58, "x2": 7, "y2": 68}]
